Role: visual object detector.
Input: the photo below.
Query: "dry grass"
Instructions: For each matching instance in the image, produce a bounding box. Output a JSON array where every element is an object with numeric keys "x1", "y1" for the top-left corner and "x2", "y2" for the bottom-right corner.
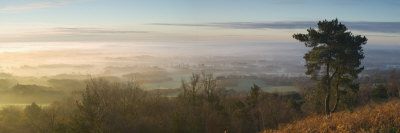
[{"x1": 264, "y1": 100, "x2": 400, "y2": 133}]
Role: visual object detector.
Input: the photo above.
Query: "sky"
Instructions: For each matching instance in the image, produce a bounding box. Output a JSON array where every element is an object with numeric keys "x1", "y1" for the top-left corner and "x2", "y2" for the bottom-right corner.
[{"x1": 0, "y1": 0, "x2": 400, "y2": 50}]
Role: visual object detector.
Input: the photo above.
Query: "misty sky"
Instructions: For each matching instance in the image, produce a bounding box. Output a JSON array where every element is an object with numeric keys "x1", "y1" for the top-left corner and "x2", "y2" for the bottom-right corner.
[{"x1": 0, "y1": 0, "x2": 400, "y2": 51}]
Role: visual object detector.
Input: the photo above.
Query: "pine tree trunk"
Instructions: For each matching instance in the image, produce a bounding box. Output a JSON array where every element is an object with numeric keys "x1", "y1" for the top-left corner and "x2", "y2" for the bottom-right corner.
[
  {"x1": 325, "y1": 94, "x2": 330, "y2": 115},
  {"x1": 331, "y1": 82, "x2": 340, "y2": 113},
  {"x1": 325, "y1": 63, "x2": 331, "y2": 115}
]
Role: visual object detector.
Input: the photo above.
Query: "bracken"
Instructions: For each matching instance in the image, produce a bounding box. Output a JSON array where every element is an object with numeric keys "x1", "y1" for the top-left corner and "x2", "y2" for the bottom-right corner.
[{"x1": 264, "y1": 100, "x2": 400, "y2": 133}]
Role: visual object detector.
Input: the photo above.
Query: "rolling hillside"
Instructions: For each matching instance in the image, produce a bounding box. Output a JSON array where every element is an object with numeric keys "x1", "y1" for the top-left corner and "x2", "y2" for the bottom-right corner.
[{"x1": 264, "y1": 100, "x2": 400, "y2": 133}]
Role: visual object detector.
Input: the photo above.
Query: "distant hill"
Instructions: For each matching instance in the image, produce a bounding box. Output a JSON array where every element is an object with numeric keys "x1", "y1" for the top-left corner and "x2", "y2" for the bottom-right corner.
[{"x1": 264, "y1": 100, "x2": 400, "y2": 133}]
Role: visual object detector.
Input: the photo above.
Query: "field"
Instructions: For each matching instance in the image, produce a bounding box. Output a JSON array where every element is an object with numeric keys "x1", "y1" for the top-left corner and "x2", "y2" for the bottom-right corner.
[
  {"x1": 0, "y1": 103, "x2": 49, "y2": 109},
  {"x1": 264, "y1": 86, "x2": 298, "y2": 93}
]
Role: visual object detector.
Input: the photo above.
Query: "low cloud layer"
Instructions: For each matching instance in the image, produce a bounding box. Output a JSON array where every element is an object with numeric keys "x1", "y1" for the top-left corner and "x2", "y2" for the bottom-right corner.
[
  {"x1": 151, "y1": 21, "x2": 400, "y2": 33},
  {"x1": 54, "y1": 27, "x2": 148, "y2": 34}
]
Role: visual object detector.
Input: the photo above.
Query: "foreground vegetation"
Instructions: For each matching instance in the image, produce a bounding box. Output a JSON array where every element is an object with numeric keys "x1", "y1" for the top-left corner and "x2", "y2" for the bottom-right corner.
[
  {"x1": 264, "y1": 100, "x2": 400, "y2": 133},
  {"x1": 0, "y1": 68, "x2": 397, "y2": 133},
  {"x1": 0, "y1": 75, "x2": 304, "y2": 133}
]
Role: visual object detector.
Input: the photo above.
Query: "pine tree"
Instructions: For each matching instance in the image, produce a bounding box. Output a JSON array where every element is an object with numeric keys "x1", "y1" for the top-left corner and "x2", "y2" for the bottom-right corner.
[{"x1": 293, "y1": 19, "x2": 367, "y2": 114}]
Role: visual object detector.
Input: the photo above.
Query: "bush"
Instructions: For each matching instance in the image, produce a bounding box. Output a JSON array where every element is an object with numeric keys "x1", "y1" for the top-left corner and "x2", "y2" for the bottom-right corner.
[{"x1": 371, "y1": 84, "x2": 388, "y2": 102}]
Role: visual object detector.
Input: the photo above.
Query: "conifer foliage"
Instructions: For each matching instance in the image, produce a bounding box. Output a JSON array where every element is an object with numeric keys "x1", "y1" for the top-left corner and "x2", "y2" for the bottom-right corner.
[{"x1": 293, "y1": 19, "x2": 367, "y2": 114}]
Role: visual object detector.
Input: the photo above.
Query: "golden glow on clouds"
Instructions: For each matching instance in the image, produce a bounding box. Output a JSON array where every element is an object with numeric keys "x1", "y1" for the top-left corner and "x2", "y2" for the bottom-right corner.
[{"x1": 1, "y1": 1, "x2": 67, "y2": 11}]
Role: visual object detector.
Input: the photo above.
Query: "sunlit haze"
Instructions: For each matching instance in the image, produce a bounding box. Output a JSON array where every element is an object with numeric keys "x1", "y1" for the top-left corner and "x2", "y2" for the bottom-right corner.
[
  {"x1": 1, "y1": 0, "x2": 399, "y2": 75},
  {"x1": 1, "y1": 1, "x2": 400, "y2": 132}
]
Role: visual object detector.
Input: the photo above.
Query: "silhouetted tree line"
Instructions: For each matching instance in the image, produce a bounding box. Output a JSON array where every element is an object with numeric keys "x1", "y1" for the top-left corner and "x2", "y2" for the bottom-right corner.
[
  {"x1": 0, "y1": 73, "x2": 300, "y2": 133},
  {"x1": 0, "y1": 69, "x2": 398, "y2": 133}
]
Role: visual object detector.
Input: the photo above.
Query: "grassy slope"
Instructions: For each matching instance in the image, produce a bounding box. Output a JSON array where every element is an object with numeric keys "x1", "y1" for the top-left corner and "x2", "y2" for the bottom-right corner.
[{"x1": 264, "y1": 100, "x2": 400, "y2": 133}]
